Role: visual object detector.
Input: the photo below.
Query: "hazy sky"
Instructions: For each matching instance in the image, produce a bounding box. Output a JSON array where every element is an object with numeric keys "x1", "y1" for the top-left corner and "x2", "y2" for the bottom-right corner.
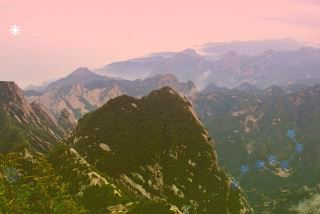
[{"x1": 1, "y1": 0, "x2": 320, "y2": 87}]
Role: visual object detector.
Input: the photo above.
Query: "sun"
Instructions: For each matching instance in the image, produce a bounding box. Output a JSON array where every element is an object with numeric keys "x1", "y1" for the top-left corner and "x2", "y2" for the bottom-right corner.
[{"x1": 9, "y1": 25, "x2": 21, "y2": 36}]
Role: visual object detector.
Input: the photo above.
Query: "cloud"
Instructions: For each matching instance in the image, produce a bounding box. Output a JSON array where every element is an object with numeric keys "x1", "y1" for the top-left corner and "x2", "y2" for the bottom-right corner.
[
  {"x1": 290, "y1": 194, "x2": 320, "y2": 213},
  {"x1": 294, "y1": 0, "x2": 320, "y2": 6},
  {"x1": 261, "y1": 15, "x2": 320, "y2": 28}
]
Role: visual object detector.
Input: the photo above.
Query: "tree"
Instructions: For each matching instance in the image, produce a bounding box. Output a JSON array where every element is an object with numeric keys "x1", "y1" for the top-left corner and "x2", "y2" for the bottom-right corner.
[{"x1": 0, "y1": 152, "x2": 86, "y2": 213}]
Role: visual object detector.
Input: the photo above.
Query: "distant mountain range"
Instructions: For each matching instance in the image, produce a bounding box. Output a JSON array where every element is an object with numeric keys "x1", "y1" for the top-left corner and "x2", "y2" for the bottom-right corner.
[
  {"x1": 197, "y1": 38, "x2": 303, "y2": 57},
  {"x1": 94, "y1": 39, "x2": 320, "y2": 89},
  {"x1": 24, "y1": 68, "x2": 197, "y2": 122},
  {"x1": 95, "y1": 56, "x2": 168, "y2": 80}
]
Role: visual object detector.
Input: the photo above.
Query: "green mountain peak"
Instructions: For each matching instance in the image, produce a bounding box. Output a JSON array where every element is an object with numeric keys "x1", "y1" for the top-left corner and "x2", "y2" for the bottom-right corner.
[{"x1": 68, "y1": 87, "x2": 252, "y2": 213}]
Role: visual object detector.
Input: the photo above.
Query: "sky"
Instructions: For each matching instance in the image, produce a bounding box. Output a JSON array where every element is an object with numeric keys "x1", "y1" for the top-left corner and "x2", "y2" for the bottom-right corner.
[{"x1": 0, "y1": 0, "x2": 320, "y2": 87}]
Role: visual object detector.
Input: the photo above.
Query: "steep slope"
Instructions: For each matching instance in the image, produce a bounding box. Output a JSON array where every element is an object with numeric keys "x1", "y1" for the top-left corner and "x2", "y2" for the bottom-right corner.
[
  {"x1": 194, "y1": 85, "x2": 320, "y2": 212},
  {"x1": 26, "y1": 72, "x2": 197, "y2": 122},
  {"x1": 57, "y1": 108, "x2": 77, "y2": 132},
  {"x1": 0, "y1": 151, "x2": 86, "y2": 213},
  {"x1": 0, "y1": 81, "x2": 64, "y2": 153},
  {"x1": 0, "y1": 146, "x2": 181, "y2": 213},
  {"x1": 47, "y1": 145, "x2": 131, "y2": 213},
  {"x1": 67, "y1": 87, "x2": 252, "y2": 213},
  {"x1": 48, "y1": 144, "x2": 187, "y2": 213}
]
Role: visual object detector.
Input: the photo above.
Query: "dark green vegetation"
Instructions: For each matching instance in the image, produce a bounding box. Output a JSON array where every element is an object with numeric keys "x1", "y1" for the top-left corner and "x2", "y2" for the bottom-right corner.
[
  {"x1": 47, "y1": 144, "x2": 129, "y2": 213},
  {"x1": 195, "y1": 84, "x2": 320, "y2": 213},
  {"x1": 67, "y1": 87, "x2": 251, "y2": 213},
  {"x1": 0, "y1": 149, "x2": 182, "y2": 214},
  {"x1": 0, "y1": 152, "x2": 85, "y2": 213},
  {"x1": 1, "y1": 82, "x2": 252, "y2": 213}
]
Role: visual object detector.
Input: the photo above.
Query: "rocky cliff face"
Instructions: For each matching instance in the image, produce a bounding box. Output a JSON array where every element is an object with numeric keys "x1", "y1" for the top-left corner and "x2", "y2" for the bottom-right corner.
[
  {"x1": 0, "y1": 81, "x2": 64, "y2": 152},
  {"x1": 67, "y1": 87, "x2": 252, "y2": 213},
  {"x1": 26, "y1": 70, "x2": 197, "y2": 122},
  {"x1": 57, "y1": 108, "x2": 77, "y2": 132},
  {"x1": 27, "y1": 83, "x2": 125, "y2": 121}
]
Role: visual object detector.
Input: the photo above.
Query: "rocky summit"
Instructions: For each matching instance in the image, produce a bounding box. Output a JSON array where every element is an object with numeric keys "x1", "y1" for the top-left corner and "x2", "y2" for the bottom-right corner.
[{"x1": 67, "y1": 87, "x2": 252, "y2": 213}]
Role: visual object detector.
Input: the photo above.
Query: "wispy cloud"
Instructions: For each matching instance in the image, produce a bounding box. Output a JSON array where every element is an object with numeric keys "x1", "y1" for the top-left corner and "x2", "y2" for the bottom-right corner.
[
  {"x1": 263, "y1": 17, "x2": 320, "y2": 28},
  {"x1": 293, "y1": 0, "x2": 320, "y2": 6},
  {"x1": 261, "y1": 0, "x2": 320, "y2": 28},
  {"x1": 261, "y1": 14, "x2": 320, "y2": 28}
]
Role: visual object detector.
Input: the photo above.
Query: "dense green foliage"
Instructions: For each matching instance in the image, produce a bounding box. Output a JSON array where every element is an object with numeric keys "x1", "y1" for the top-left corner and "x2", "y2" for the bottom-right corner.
[
  {"x1": 47, "y1": 144, "x2": 131, "y2": 213},
  {"x1": 196, "y1": 85, "x2": 320, "y2": 212},
  {"x1": 68, "y1": 87, "x2": 251, "y2": 213},
  {"x1": 0, "y1": 152, "x2": 85, "y2": 213},
  {"x1": 127, "y1": 200, "x2": 178, "y2": 214},
  {"x1": 0, "y1": 148, "x2": 181, "y2": 213},
  {"x1": 0, "y1": 111, "x2": 29, "y2": 153}
]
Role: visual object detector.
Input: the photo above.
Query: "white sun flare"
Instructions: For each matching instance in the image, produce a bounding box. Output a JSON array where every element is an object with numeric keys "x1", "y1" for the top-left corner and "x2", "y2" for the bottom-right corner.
[{"x1": 9, "y1": 25, "x2": 21, "y2": 36}]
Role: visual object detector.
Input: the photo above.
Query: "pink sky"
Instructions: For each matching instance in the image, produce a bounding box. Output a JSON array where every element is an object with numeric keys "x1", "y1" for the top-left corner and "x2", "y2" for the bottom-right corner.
[{"x1": 0, "y1": 0, "x2": 320, "y2": 87}]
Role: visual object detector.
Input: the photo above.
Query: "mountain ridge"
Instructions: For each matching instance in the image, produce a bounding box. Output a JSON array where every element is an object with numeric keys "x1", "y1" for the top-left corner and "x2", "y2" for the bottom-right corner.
[
  {"x1": 0, "y1": 81, "x2": 64, "y2": 152},
  {"x1": 25, "y1": 71, "x2": 197, "y2": 122},
  {"x1": 96, "y1": 46, "x2": 320, "y2": 89},
  {"x1": 67, "y1": 86, "x2": 252, "y2": 213}
]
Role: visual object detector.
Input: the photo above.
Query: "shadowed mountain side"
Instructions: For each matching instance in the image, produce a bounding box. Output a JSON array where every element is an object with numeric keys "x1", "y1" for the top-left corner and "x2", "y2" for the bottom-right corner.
[{"x1": 67, "y1": 87, "x2": 252, "y2": 213}]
